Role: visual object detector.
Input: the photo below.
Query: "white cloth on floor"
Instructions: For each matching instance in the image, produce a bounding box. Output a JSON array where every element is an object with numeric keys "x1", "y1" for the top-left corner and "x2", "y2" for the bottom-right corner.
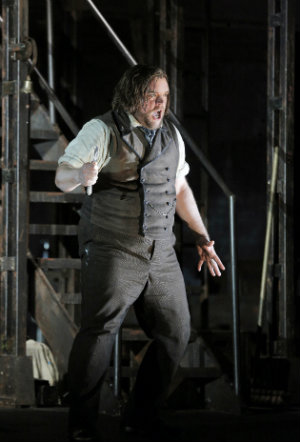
[{"x1": 26, "y1": 339, "x2": 59, "y2": 386}]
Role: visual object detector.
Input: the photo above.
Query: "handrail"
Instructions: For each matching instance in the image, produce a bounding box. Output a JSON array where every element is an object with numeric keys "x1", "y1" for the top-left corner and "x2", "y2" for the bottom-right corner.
[
  {"x1": 168, "y1": 112, "x2": 232, "y2": 197},
  {"x1": 28, "y1": 59, "x2": 79, "y2": 136},
  {"x1": 84, "y1": 0, "x2": 241, "y2": 397},
  {"x1": 0, "y1": 14, "x2": 79, "y2": 136},
  {"x1": 85, "y1": 0, "x2": 138, "y2": 66}
]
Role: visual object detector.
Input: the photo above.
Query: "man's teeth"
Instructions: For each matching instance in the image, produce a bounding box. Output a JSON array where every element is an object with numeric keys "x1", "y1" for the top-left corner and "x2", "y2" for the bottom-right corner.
[{"x1": 153, "y1": 111, "x2": 161, "y2": 119}]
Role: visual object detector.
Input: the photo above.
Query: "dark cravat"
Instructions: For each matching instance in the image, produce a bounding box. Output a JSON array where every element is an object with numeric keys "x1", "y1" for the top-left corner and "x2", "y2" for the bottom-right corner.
[{"x1": 139, "y1": 127, "x2": 157, "y2": 147}]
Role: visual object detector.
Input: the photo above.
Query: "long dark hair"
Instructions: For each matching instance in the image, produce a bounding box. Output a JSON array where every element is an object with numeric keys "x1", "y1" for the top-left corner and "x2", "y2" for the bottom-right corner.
[{"x1": 112, "y1": 65, "x2": 169, "y2": 114}]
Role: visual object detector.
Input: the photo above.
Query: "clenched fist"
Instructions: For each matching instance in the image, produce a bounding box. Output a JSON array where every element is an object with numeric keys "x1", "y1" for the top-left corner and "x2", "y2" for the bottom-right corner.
[{"x1": 78, "y1": 161, "x2": 98, "y2": 187}]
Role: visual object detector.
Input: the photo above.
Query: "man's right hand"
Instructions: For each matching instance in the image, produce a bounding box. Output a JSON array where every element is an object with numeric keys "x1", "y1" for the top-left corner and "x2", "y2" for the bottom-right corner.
[
  {"x1": 78, "y1": 161, "x2": 99, "y2": 187},
  {"x1": 55, "y1": 162, "x2": 98, "y2": 193}
]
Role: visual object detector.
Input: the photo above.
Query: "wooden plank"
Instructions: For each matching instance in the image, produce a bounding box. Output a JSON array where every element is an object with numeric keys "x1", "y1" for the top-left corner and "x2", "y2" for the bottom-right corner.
[
  {"x1": 29, "y1": 224, "x2": 78, "y2": 235},
  {"x1": 30, "y1": 191, "x2": 84, "y2": 203},
  {"x1": 61, "y1": 292, "x2": 82, "y2": 304},
  {"x1": 30, "y1": 129, "x2": 59, "y2": 140},
  {"x1": 28, "y1": 252, "x2": 78, "y2": 376},
  {"x1": 29, "y1": 160, "x2": 58, "y2": 171},
  {"x1": 38, "y1": 258, "x2": 81, "y2": 269}
]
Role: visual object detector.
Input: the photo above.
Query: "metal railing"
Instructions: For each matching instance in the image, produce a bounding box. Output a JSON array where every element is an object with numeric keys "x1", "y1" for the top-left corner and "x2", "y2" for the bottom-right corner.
[{"x1": 0, "y1": 14, "x2": 79, "y2": 136}]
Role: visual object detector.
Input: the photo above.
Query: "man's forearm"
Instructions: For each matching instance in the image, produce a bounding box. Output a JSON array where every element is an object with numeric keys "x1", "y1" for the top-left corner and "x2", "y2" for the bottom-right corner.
[
  {"x1": 175, "y1": 177, "x2": 210, "y2": 244},
  {"x1": 55, "y1": 163, "x2": 81, "y2": 193}
]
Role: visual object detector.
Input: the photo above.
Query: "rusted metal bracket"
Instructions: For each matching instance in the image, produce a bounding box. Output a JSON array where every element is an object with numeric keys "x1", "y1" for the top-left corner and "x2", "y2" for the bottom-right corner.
[
  {"x1": 1, "y1": 80, "x2": 17, "y2": 96},
  {"x1": 9, "y1": 38, "x2": 33, "y2": 61},
  {"x1": 2, "y1": 168, "x2": 16, "y2": 184},
  {"x1": 0, "y1": 257, "x2": 16, "y2": 271}
]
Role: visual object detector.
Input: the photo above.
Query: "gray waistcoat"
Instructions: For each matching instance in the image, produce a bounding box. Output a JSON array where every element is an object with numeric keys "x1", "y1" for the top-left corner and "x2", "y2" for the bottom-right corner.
[{"x1": 80, "y1": 110, "x2": 179, "y2": 239}]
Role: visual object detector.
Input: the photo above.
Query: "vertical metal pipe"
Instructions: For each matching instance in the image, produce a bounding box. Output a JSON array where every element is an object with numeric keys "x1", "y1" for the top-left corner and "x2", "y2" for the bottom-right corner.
[
  {"x1": 0, "y1": 0, "x2": 34, "y2": 407},
  {"x1": 258, "y1": 146, "x2": 279, "y2": 327},
  {"x1": 46, "y1": 0, "x2": 55, "y2": 123},
  {"x1": 1, "y1": 4, "x2": 10, "y2": 345},
  {"x1": 229, "y1": 195, "x2": 241, "y2": 397},
  {"x1": 170, "y1": 0, "x2": 178, "y2": 114},
  {"x1": 113, "y1": 330, "x2": 121, "y2": 397},
  {"x1": 277, "y1": 0, "x2": 295, "y2": 346}
]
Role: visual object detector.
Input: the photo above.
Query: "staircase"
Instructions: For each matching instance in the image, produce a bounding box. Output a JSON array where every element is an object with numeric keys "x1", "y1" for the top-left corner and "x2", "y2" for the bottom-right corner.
[{"x1": 28, "y1": 93, "x2": 82, "y2": 376}]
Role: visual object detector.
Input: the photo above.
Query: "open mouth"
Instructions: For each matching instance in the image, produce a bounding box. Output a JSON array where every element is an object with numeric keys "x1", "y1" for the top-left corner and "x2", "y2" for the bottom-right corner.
[{"x1": 153, "y1": 110, "x2": 162, "y2": 120}]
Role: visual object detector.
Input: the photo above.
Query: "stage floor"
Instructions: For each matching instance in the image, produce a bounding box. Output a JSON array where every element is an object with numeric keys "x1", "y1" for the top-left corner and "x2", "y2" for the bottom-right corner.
[{"x1": 0, "y1": 406, "x2": 299, "y2": 442}]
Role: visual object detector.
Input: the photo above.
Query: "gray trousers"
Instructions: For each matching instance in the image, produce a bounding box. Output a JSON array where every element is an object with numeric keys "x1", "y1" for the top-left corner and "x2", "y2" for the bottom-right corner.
[{"x1": 68, "y1": 219, "x2": 191, "y2": 429}]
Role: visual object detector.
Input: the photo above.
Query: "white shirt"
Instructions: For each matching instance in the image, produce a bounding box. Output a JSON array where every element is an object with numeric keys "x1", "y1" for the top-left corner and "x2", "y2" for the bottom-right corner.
[{"x1": 58, "y1": 113, "x2": 190, "y2": 178}]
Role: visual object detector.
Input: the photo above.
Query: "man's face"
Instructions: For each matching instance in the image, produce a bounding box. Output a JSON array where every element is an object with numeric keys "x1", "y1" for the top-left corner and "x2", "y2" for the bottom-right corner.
[{"x1": 133, "y1": 77, "x2": 169, "y2": 130}]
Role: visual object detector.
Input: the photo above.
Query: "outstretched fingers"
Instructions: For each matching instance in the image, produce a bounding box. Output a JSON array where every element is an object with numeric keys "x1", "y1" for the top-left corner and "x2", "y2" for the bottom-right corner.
[{"x1": 196, "y1": 242, "x2": 225, "y2": 277}]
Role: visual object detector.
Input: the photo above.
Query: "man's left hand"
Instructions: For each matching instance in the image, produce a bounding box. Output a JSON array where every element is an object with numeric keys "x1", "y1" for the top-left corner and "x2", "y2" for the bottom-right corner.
[{"x1": 196, "y1": 240, "x2": 225, "y2": 277}]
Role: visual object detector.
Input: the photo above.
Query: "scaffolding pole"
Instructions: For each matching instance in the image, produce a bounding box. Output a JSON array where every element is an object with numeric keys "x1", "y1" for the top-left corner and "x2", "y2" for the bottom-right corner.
[
  {"x1": 0, "y1": 0, "x2": 35, "y2": 406},
  {"x1": 266, "y1": 0, "x2": 295, "y2": 356}
]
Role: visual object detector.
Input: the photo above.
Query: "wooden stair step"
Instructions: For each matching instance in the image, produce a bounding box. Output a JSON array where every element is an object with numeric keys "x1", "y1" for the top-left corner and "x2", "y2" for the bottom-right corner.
[
  {"x1": 30, "y1": 191, "x2": 84, "y2": 203},
  {"x1": 30, "y1": 224, "x2": 78, "y2": 235},
  {"x1": 60, "y1": 292, "x2": 82, "y2": 304},
  {"x1": 30, "y1": 160, "x2": 58, "y2": 171},
  {"x1": 30, "y1": 129, "x2": 59, "y2": 140},
  {"x1": 37, "y1": 258, "x2": 81, "y2": 269}
]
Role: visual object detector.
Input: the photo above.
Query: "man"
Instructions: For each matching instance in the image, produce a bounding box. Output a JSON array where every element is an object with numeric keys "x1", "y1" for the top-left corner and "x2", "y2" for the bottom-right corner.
[{"x1": 55, "y1": 65, "x2": 225, "y2": 441}]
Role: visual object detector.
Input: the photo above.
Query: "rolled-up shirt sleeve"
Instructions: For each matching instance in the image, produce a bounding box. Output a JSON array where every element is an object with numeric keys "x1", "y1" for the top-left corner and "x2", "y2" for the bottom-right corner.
[
  {"x1": 174, "y1": 125, "x2": 190, "y2": 178},
  {"x1": 58, "y1": 119, "x2": 111, "y2": 170}
]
